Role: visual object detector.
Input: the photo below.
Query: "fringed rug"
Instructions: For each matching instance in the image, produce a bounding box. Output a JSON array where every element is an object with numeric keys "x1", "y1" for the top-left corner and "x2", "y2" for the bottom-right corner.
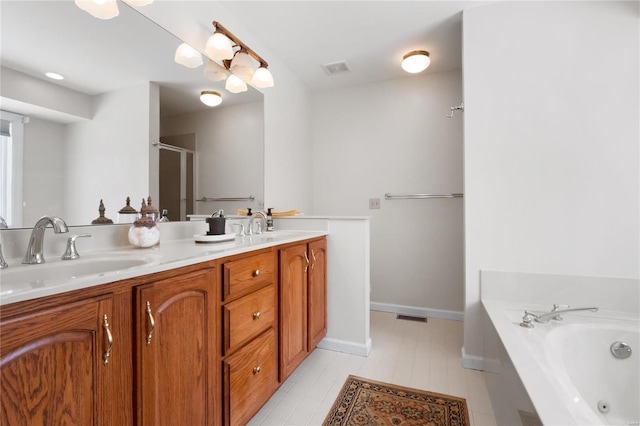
[{"x1": 323, "y1": 375, "x2": 470, "y2": 426}]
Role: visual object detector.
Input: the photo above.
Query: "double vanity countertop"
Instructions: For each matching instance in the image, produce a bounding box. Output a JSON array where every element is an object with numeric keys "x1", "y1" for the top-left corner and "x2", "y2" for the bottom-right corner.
[{"x1": 0, "y1": 230, "x2": 328, "y2": 306}]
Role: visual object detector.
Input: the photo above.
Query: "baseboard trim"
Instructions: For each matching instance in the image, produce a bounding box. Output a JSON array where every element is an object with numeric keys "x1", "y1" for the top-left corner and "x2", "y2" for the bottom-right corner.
[
  {"x1": 317, "y1": 337, "x2": 372, "y2": 357},
  {"x1": 461, "y1": 347, "x2": 484, "y2": 370},
  {"x1": 370, "y1": 302, "x2": 464, "y2": 322}
]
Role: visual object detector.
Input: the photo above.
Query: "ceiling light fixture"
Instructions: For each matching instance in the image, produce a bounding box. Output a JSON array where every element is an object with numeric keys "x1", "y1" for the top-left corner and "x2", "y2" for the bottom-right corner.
[
  {"x1": 174, "y1": 43, "x2": 203, "y2": 68},
  {"x1": 208, "y1": 21, "x2": 274, "y2": 89},
  {"x1": 401, "y1": 50, "x2": 431, "y2": 74},
  {"x1": 200, "y1": 91, "x2": 223, "y2": 107},
  {"x1": 45, "y1": 72, "x2": 64, "y2": 80}
]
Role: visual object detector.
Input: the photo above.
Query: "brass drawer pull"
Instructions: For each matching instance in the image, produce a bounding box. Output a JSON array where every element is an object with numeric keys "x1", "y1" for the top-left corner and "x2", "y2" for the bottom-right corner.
[
  {"x1": 102, "y1": 314, "x2": 113, "y2": 366},
  {"x1": 253, "y1": 366, "x2": 262, "y2": 375},
  {"x1": 253, "y1": 269, "x2": 260, "y2": 277},
  {"x1": 253, "y1": 311, "x2": 261, "y2": 320},
  {"x1": 304, "y1": 251, "x2": 309, "y2": 272},
  {"x1": 145, "y1": 301, "x2": 155, "y2": 346},
  {"x1": 311, "y1": 250, "x2": 316, "y2": 270}
]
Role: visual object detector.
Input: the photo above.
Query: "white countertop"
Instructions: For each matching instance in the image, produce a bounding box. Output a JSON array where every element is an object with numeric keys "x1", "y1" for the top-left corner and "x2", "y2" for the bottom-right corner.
[{"x1": 0, "y1": 230, "x2": 327, "y2": 306}]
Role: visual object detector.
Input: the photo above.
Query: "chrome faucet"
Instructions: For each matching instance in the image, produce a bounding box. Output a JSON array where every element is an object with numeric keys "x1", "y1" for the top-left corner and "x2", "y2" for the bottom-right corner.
[
  {"x1": 520, "y1": 305, "x2": 598, "y2": 328},
  {"x1": 22, "y1": 216, "x2": 69, "y2": 264},
  {"x1": 62, "y1": 234, "x2": 92, "y2": 260},
  {"x1": 247, "y1": 211, "x2": 267, "y2": 235}
]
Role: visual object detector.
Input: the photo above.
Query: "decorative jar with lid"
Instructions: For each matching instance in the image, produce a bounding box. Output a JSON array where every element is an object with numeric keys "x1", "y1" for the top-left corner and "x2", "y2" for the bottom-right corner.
[{"x1": 128, "y1": 215, "x2": 160, "y2": 248}]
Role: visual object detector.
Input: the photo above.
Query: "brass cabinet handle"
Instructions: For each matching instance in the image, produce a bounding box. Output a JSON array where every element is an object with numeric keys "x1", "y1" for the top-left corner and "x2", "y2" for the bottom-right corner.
[
  {"x1": 145, "y1": 301, "x2": 155, "y2": 346},
  {"x1": 304, "y1": 251, "x2": 309, "y2": 272},
  {"x1": 311, "y1": 250, "x2": 316, "y2": 270},
  {"x1": 253, "y1": 311, "x2": 261, "y2": 320},
  {"x1": 102, "y1": 314, "x2": 113, "y2": 366},
  {"x1": 253, "y1": 366, "x2": 262, "y2": 375},
  {"x1": 253, "y1": 269, "x2": 260, "y2": 277}
]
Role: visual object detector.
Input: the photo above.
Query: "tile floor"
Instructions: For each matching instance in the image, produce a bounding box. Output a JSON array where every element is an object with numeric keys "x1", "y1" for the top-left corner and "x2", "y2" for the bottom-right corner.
[{"x1": 248, "y1": 310, "x2": 497, "y2": 425}]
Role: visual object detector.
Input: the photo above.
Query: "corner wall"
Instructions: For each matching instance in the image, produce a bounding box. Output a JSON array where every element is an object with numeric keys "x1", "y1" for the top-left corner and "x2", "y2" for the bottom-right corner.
[{"x1": 462, "y1": 1, "x2": 639, "y2": 366}]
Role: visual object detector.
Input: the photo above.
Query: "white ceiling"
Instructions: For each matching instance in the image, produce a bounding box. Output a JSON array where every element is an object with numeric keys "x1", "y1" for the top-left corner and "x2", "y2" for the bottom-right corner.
[{"x1": 219, "y1": 1, "x2": 486, "y2": 92}]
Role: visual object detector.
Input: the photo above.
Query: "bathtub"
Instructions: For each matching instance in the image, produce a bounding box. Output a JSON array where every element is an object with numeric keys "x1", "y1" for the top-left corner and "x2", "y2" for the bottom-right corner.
[
  {"x1": 482, "y1": 300, "x2": 640, "y2": 426},
  {"x1": 479, "y1": 271, "x2": 640, "y2": 426}
]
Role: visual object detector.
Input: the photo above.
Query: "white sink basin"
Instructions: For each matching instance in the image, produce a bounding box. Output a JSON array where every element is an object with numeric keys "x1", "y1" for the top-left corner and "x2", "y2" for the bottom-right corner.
[{"x1": 0, "y1": 255, "x2": 152, "y2": 290}]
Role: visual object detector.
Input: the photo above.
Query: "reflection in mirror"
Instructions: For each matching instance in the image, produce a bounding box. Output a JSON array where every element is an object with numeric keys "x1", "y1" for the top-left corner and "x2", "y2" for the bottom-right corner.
[{"x1": 0, "y1": 0, "x2": 264, "y2": 228}]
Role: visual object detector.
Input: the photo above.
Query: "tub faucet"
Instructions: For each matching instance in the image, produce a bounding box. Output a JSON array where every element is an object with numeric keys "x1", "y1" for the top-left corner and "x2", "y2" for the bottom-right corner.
[
  {"x1": 247, "y1": 211, "x2": 267, "y2": 235},
  {"x1": 22, "y1": 216, "x2": 69, "y2": 264},
  {"x1": 520, "y1": 305, "x2": 598, "y2": 328}
]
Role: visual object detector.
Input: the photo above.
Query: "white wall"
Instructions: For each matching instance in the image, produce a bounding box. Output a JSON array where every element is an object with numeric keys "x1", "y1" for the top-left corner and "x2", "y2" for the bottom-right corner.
[
  {"x1": 22, "y1": 117, "x2": 66, "y2": 225},
  {"x1": 65, "y1": 83, "x2": 153, "y2": 225},
  {"x1": 462, "y1": 1, "x2": 639, "y2": 366},
  {"x1": 312, "y1": 71, "x2": 464, "y2": 316},
  {"x1": 161, "y1": 100, "x2": 264, "y2": 214}
]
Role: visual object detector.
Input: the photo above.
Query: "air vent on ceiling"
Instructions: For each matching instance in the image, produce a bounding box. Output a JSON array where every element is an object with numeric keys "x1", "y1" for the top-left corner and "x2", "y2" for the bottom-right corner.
[{"x1": 321, "y1": 60, "x2": 351, "y2": 75}]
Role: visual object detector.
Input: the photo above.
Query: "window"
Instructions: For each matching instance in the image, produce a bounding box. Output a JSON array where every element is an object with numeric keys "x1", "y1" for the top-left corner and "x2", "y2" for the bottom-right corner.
[{"x1": 0, "y1": 111, "x2": 24, "y2": 227}]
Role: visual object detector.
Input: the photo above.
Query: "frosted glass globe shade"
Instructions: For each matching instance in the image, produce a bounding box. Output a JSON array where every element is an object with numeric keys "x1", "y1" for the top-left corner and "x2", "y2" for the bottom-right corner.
[
  {"x1": 205, "y1": 33, "x2": 234, "y2": 60},
  {"x1": 225, "y1": 74, "x2": 248, "y2": 93},
  {"x1": 174, "y1": 43, "x2": 203, "y2": 68},
  {"x1": 251, "y1": 67, "x2": 274, "y2": 88},
  {"x1": 75, "y1": 0, "x2": 119, "y2": 19},
  {"x1": 204, "y1": 61, "x2": 227, "y2": 82}
]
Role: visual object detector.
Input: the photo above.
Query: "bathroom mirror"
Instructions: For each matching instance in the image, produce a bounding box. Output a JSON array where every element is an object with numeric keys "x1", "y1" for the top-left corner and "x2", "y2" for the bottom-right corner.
[{"x1": 0, "y1": 1, "x2": 264, "y2": 228}]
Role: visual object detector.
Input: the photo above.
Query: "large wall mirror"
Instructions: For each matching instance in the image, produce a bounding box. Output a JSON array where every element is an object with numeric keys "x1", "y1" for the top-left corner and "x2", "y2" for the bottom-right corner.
[{"x1": 0, "y1": 1, "x2": 264, "y2": 229}]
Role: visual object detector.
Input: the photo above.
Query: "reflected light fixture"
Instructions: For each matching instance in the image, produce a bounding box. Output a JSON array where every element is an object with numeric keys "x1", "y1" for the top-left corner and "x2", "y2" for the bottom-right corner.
[
  {"x1": 401, "y1": 50, "x2": 431, "y2": 74},
  {"x1": 225, "y1": 74, "x2": 248, "y2": 94},
  {"x1": 209, "y1": 21, "x2": 274, "y2": 90},
  {"x1": 175, "y1": 43, "x2": 203, "y2": 68},
  {"x1": 200, "y1": 91, "x2": 223, "y2": 107},
  {"x1": 74, "y1": 0, "x2": 119, "y2": 19},
  {"x1": 75, "y1": 0, "x2": 153, "y2": 19},
  {"x1": 45, "y1": 72, "x2": 64, "y2": 80},
  {"x1": 204, "y1": 61, "x2": 227, "y2": 82}
]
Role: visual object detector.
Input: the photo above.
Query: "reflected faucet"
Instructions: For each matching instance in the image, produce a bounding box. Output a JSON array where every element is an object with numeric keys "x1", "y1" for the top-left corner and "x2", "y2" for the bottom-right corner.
[
  {"x1": 22, "y1": 216, "x2": 69, "y2": 264},
  {"x1": 247, "y1": 212, "x2": 267, "y2": 235}
]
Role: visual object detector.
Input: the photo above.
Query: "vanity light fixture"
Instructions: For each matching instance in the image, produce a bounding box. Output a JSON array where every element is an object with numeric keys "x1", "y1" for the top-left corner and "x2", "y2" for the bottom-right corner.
[
  {"x1": 401, "y1": 50, "x2": 431, "y2": 74},
  {"x1": 208, "y1": 21, "x2": 275, "y2": 89},
  {"x1": 200, "y1": 91, "x2": 222, "y2": 107},
  {"x1": 174, "y1": 43, "x2": 203, "y2": 68}
]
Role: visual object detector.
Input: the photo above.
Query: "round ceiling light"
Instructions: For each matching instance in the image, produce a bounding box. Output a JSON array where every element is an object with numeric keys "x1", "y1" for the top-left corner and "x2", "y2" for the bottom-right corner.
[
  {"x1": 200, "y1": 91, "x2": 223, "y2": 107},
  {"x1": 401, "y1": 50, "x2": 430, "y2": 74}
]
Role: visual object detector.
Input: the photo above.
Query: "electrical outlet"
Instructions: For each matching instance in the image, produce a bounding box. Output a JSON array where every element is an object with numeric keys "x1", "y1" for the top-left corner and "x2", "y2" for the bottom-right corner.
[{"x1": 369, "y1": 198, "x2": 381, "y2": 209}]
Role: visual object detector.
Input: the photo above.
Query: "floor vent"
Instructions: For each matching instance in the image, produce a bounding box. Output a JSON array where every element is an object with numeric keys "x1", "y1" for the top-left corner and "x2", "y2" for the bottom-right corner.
[{"x1": 396, "y1": 314, "x2": 428, "y2": 323}]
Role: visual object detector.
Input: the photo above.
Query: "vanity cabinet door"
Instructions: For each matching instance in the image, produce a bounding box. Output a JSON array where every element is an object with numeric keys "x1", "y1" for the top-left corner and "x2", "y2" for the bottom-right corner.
[
  {"x1": 279, "y1": 243, "x2": 309, "y2": 380},
  {"x1": 1, "y1": 295, "x2": 114, "y2": 426},
  {"x1": 307, "y1": 238, "x2": 327, "y2": 350},
  {"x1": 135, "y1": 267, "x2": 218, "y2": 426}
]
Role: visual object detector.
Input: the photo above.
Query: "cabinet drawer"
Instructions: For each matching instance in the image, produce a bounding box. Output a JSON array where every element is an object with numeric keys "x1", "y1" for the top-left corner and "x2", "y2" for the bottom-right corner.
[
  {"x1": 223, "y1": 284, "x2": 276, "y2": 355},
  {"x1": 223, "y1": 251, "x2": 275, "y2": 300},
  {"x1": 224, "y1": 328, "x2": 278, "y2": 426}
]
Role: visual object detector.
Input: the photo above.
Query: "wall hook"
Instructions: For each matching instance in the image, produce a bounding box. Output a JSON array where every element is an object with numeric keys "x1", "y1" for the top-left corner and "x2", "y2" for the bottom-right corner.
[{"x1": 446, "y1": 102, "x2": 464, "y2": 118}]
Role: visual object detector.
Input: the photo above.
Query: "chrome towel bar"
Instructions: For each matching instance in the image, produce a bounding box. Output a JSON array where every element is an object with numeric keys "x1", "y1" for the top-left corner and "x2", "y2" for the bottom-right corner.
[
  {"x1": 384, "y1": 193, "x2": 463, "y2": 200},
  {"x1": 197, "y1": 196, "x2": 255, "y2": 202}
]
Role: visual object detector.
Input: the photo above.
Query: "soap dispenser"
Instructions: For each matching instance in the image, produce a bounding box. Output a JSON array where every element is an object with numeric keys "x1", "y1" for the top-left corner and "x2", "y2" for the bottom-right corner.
[{"x1": 266, "y1": 208, "x2": 274, "y2": 231}]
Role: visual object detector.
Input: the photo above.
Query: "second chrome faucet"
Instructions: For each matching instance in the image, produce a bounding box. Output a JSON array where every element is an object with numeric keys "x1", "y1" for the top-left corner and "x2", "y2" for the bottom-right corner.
[{"x1": 520, "y1": 304, "x2": 598, "y2": 328}]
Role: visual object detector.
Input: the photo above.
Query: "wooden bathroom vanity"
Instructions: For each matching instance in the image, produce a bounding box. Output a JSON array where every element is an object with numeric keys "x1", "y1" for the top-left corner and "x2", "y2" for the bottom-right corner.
[{"x1": 0, "y1": 234, "x2": 327, "y2": 426}]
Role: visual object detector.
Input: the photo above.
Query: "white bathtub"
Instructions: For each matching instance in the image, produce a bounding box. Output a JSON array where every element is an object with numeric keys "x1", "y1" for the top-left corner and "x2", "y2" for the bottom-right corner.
[{"x1": 483, "y1": 300, "x2": 640, "y2": 425}]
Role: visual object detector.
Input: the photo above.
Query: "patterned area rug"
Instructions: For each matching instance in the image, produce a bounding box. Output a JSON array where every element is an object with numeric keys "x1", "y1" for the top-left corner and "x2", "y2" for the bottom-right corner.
[{"x1": 323, "y1": 375, "x2": 470, "y2": 426}]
